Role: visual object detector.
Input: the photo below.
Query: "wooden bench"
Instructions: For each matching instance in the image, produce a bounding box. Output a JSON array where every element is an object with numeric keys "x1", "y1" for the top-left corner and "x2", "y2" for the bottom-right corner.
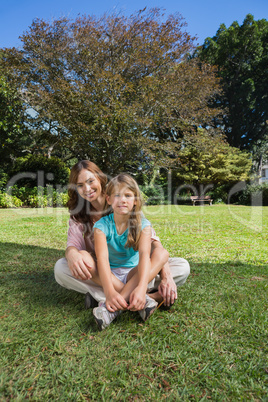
[{"x1": 190, "y1": 195, "x2": 213, "y2": 206}]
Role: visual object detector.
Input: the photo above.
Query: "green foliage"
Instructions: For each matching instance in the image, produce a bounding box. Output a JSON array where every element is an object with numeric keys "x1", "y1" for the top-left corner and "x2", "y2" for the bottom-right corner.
[
  {"x1": 140, "y1": 190, "x2": 149, "y2": 205},
  {"x1": 53, "y1": 190, "x2": 69, "y2": 208},
  {"x1": 10, "y1": 155, "x2": 70, "y2": 188},
  {"x1": 140, "y1": 185, "x2": 165, "y2": 205},
  {"x1": 237, "y1": 183, "x2": 268, "y2": 206},
  {"x1": 0, "y1": 192, "x2": 23, "y2": 208},
  {"x1": 7, "y1": 186, "x2": 69, "y2": 207},
  {"x1": 196, "y1": 14, "x2": 268, "y2": 151},
  {"x1": 175, "y1": 129, "x2": 252, "y2": 185},
  {"x1": 26, "y1": 194, "x2": 47, "y2": 208},
  {"x1": 0, "y1": 73, "x2": 31, "y2": 169},
  {"x1": 208, "y1": 182, "x2": 268, "y2": 206},
  {"x1": 0, "y1": 168, "x2": 9, "y2": 190},
  {"x1": 208, "y1": 184, "x2": 230, "y2": 204},
  {"x1": 251, "y1": 133, "x2": 268, "y2": 171}
]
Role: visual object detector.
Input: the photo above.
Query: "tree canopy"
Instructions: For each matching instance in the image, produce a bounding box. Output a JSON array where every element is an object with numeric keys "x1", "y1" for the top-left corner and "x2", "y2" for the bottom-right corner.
[
  {"x1": 0, "y1": 72, "x2": 31, "y2": 168},
  {"x1": 1, "y1": 8, "x2": 222, "y2": 175},
  {"x1": 196, "y1": 14, "x2": 268, "y2": 153},
  {"x1": 175, "y1": 129, "x2": 252, "y2": 185}
]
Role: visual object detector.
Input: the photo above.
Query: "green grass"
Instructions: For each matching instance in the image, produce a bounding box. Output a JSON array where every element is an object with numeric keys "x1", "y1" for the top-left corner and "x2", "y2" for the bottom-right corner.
[{"x1": 0, "y1": 205, "x2": 267, "y2": 401}]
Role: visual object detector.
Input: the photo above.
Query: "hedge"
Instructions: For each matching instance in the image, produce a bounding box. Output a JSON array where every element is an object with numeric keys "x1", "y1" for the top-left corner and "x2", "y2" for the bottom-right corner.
[
  {"x1": 9, "y1": 155, "x2": 70, "y2": 188},
  {"x1": 0, "y1": 186, "x2": 68, "y2": 208}
]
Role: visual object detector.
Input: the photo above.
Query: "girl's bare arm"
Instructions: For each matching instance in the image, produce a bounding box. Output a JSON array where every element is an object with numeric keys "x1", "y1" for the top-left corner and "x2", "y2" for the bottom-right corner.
[{"x1": 94, "y1": 228, "x2": 128, "y2": 312}]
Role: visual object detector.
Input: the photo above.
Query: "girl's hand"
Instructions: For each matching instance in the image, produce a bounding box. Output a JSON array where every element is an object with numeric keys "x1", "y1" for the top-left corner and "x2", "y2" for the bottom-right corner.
[
  {"x1": 106, "y1": 291, "x2": 128, "y2": 312},
  {"x1": 128, "y1": 287, "x2": 146, "y2": 311}
]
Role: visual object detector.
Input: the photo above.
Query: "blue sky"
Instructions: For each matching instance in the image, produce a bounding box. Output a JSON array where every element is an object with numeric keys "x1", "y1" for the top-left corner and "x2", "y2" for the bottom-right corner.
[{"x1": 0, "y1": 0, "x2": 267, "y2": 49}]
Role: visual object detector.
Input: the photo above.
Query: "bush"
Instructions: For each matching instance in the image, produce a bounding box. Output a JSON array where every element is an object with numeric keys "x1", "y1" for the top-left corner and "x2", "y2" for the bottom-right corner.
[
  {"x1": 53, "y1": 191, "x2": 69, "y2": 207},
  {"x1": 0, "y1": 169, "x2": 9, "y2": 191},
  {"x1": 208, "y1": 185, "x2": 230, "y2": 204},
  {"x1": 140, "y1": 185, "x2": 165, "y2": 205},
  {"x1": 0, "y1": 193, "x2": 23, "y2": 208},
  {"x1": 27, "y1": 194, "x2": 48, "y2": 208},
  {"x1": 140, "y1": 191, "x2": 149, "y2": 205},
  {"x1": 191, "y1": 183, "x2": 268, "y2": 205},
  {"x1": 237, "y1": 183, "x2": 268, "y2": 206},
  {"x1": 6, "y1": 186, "x2": 69, "y2": 208},
  {"x1": 175, "y1": 191, "x2": 192, "y2": 205},
  {"x1": 8, "y1": 186, "x2": 31, "y2": 204},
  {"x1": 9, "y1": 155, "x2": 70, "y2": 188}
]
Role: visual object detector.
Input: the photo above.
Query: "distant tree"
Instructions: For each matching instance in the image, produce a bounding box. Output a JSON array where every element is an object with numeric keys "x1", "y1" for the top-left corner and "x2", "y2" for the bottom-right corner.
[
  {"x1": 196, "y1": 14, "x2": 268, "y2": 152},
  {"x1": 1, "y1": 8, "x2": 222, "y2": 175},
  {"x1": 175, "y1": 129, "x2": 252, "y2": 185},
  {"x1": 251, "y1": 133, "x2": 268, "y2": 179}
]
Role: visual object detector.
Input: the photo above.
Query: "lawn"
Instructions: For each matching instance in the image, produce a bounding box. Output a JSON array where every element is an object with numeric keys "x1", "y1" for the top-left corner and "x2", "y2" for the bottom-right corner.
[{"x1": 0, "y1": 205, "x2": 267, "y2": 401}]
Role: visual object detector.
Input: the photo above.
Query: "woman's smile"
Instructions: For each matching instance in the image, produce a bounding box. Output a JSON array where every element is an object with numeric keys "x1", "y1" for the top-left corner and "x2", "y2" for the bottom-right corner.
[{"x1": 76, "y1": 169, "x2": 102, "y2": 202}]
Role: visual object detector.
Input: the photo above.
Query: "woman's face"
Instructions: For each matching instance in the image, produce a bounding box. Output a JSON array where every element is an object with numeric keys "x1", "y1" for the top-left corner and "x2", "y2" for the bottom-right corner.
[{"x1": 76, "y1": 168, "x2": 103, "y2": 203}]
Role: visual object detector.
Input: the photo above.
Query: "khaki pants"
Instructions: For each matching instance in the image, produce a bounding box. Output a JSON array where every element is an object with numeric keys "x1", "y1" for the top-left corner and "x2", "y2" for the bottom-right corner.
[{"x1": 54, "y1": 257, "x2": 190, "y2": 302}]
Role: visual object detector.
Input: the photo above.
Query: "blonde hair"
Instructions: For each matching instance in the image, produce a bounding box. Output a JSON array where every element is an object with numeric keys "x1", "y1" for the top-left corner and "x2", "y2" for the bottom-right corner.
[{"x1": 106, "y1": 173, "x2": 143, "y2": 251}]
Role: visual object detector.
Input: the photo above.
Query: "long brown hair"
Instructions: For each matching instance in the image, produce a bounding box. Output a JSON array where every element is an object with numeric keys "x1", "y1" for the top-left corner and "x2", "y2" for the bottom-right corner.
[
  {"x1": 106, "y1": 173, "x2": 144, "y2": 251},
  {"x1": 67, "y1": 160, "x2": 108, "y2": 236}
]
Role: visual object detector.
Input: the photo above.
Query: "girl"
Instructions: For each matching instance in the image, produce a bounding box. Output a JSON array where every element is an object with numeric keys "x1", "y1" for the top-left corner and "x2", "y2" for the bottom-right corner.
[{"x1": 93, "y1": 174, "x2": 169, "y2": 330}]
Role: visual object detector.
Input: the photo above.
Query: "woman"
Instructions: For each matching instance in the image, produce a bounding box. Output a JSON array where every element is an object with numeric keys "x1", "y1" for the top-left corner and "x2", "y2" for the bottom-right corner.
[{"x1": 54, "y1": 160, "x2": 190, "y2": 308}]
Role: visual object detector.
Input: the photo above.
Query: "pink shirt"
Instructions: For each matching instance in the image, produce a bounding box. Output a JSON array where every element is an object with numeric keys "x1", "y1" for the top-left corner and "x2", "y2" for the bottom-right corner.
[{"x1": 66, "y1": 217, "x2": 160, "y2": 254}]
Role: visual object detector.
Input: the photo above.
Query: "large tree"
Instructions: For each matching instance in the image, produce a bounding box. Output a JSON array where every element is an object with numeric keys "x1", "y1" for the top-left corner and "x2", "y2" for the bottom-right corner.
[
  {"x1": 196, "y1": 14, "x2": 268, "y2": 153},
  {"x1": 1, "y1": 8, "x2": 222, "y2": 175},
  {"x1": 0, "y1": 72, "x2": 31, "y2": 169}
]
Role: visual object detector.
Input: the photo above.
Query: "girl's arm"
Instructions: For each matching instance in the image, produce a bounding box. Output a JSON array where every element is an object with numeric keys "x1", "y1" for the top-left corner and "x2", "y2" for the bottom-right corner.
[
  {"x1": 94, "y1": 228, "x2": 128, "y2": 312},
  {"x1": 128, "y1": 226, "x2": 152, "y2": 310}
]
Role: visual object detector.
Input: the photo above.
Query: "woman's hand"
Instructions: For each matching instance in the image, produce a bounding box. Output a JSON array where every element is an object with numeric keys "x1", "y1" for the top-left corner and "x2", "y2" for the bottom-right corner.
[
  {"x1": 105, "y1": 290, "x2": 128, "y2": 312},
  {"x1": 66, "y1": 248, "x2": 95, "y2": 280},
  {"x1": 128, "y1": 286, "x2": 146, "y2": 311},
  {"x1": 158, "y1": 274, "x2": 177, "y2": 307}
]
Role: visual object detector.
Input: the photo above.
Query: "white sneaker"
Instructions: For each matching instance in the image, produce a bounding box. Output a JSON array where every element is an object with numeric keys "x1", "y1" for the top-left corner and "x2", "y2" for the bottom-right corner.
[
  {"x1": 138, "y1": 295, "x2": 158, "y2": 322},
  {"x1": 93, "y1": 302, "x2": 120, "y2": 330}
]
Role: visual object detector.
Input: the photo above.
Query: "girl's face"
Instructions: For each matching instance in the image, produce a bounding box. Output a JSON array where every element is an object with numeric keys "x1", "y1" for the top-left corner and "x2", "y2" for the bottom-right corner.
[
  {"x1": 107, "y1": 184, "x2": 136, "y2": 215},
  {"x1": 76, "y1": 168, "x2": 102, "y2": 202}
]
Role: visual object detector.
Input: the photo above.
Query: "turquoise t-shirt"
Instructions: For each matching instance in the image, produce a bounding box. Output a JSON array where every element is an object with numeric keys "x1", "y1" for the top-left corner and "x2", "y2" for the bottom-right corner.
[{"x1": 93, "y1": 213, "x2": 151, "y2": 269}]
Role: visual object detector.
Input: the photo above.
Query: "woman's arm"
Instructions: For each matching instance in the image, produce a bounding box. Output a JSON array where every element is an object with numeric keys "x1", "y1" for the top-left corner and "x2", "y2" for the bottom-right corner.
[
  {"x1": 151, "y1": 241, "x2": 177, "y2": 306},
  {"x1": 65, "y1": 246, "x2": 95, "y2": 280},
  {"x1": 65, "y1": 218, "x2": 95, "y2": 280},
  {"x1": 158, "y1": 261, "x2": 177, "y2": 306},
  {"x1": 94, "y1": 228, "x2": 128, "y2": 312}
]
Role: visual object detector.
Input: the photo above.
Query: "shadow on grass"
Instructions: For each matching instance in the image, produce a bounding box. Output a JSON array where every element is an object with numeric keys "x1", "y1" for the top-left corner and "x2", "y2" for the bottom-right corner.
[
  {"x1": 0, "y1": 241, "x2": 85, "y2": 309},
  {"x1": 1, "y1": 241, "x2": 267, "y2": 331}
]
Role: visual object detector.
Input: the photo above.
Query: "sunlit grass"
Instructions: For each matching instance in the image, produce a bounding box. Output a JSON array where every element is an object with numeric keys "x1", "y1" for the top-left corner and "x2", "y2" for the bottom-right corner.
[{"x1": 0, "y1": 205, "x2": 267, "y2": 400}]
